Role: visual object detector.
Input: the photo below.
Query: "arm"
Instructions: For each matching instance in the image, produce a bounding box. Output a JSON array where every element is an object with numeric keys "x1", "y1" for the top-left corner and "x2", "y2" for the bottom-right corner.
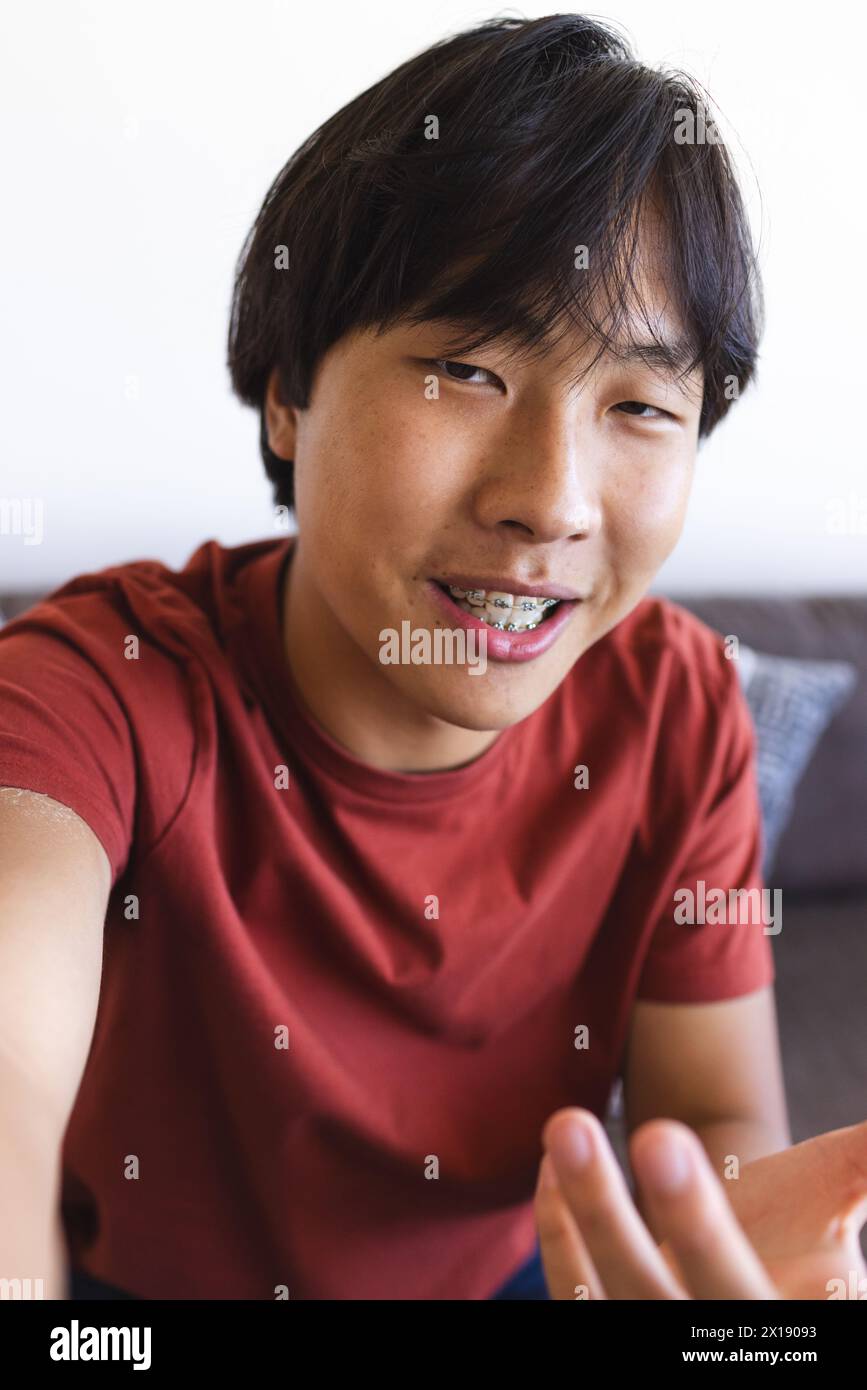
[
  {"x1": 0, "y1": 788, "x2": 110, "y2": 1299},
  {"x1": 621, "y1": 988, "x2": 791, "y2": 1230}
]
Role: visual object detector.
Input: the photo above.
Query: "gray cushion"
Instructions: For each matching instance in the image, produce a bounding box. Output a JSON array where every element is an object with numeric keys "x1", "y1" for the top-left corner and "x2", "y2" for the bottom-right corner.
[
  {"x1": 734, "y1": 644, "x2": 857, "y2": 878},
  {"x1": 674, "y1": 597, "x2": 867, "y2": 893}
]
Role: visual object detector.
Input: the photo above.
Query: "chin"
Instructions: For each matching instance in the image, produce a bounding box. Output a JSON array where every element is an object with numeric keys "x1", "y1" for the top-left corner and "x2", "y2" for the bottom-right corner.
[{"x1": 403, "y1": 669, "x2": 557, "y2": 733}]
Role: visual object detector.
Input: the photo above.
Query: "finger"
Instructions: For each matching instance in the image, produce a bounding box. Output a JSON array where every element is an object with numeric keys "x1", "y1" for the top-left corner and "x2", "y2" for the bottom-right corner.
[
  {"x1": 630, "y1": 1120, "x2": 778, "y2": 1300},
  {"x1": 812, "y1": 1119, "x2": 867, "y2": 1233},
  {"x1": 534, "y1": 1153, "x2": 606, "y2": 1300},
  {"x1": 542, "y1": 1108, "x2": 685, "y2": 1299}
]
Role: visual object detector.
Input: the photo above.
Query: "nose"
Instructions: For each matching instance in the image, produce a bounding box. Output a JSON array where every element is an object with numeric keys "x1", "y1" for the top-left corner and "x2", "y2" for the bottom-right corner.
[{"x1": 470, "y1": 409, "x2": 600, "y2": 544}]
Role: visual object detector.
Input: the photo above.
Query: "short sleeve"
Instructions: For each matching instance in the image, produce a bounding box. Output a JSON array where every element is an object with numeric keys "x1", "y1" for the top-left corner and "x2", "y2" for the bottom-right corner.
[
  {"x1": 635, "y1": 652, "x2": 777, "y2": 1005},
  {"x1": 0, "y1": 619, "x2": 136, "y2": 886}
]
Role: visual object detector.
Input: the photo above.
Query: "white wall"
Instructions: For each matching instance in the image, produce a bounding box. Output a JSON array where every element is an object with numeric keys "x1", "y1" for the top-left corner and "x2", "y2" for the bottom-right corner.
[{"x1": 2, "y1": 0, "x2": 864, "y2": 594}]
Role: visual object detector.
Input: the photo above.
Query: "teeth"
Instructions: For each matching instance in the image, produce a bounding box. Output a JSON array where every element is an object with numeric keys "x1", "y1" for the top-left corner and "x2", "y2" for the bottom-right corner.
[
  {"x1": 448, "y1": 585, "x2": 556, "y2": 608},
  {"x1": 452, "y1": 599, "x2": 540, "y2": 631},
  {"x1": 485, "y1": 592, "x2": 514, "y2": 620},
  {"x1": 445, "y1": 583, "x2": 559, "y2": 631}
]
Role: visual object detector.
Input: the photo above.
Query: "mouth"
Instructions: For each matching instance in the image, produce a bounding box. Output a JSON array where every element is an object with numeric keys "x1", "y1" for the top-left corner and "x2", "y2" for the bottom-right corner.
[
  {"x1": 426, "y1": 576, "x2": 587, "y2": 664},
  {"x1": 433, "y1": 583, "x2": 562, "y2": 631}
]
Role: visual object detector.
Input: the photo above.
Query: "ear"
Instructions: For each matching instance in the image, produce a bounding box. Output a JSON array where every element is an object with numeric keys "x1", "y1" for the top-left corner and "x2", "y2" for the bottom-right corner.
[{"x1": 264, "y1": 366, "x2": 297, "y2": 460}]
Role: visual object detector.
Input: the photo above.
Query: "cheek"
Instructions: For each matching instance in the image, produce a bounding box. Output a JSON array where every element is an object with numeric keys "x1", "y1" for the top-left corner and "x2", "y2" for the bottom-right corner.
[
  {"x1": 607, "y1": 454, "x2": 693, "y2": 562},
  {"x1": 303, "y1": 400, "x2": 465, "y2": 537}
]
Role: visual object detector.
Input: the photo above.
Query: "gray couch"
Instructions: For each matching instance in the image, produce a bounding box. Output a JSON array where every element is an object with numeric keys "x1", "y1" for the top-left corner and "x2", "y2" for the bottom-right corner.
[{"x1": 674, "y1": 594, "x2": 867, "y2": 1145}]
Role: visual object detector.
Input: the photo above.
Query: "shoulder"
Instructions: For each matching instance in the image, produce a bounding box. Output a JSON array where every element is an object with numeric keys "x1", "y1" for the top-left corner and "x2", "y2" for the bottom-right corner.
[
  {"x1": 600, "y1": 592, "x2": 744, "y2": 723},
  {"x1": 608, "y1": 592, "x2": 732, "y2": 680},
  {"x1": 1, "y1": 536, "x2": 282, "y2": 674},
  {"x1": 0, "y1": 537, "x2": 284, "y2": 879},
  {"x1": 578, "y1": 595, "x2": 754, "y2": 805},
  {"x1": 0, "y1": 534, "x2": 292, "y2": 752}
]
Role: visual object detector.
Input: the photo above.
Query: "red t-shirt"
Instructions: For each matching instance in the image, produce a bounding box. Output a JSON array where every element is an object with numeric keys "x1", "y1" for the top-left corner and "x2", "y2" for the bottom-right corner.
[{"x1": 0, "y1": 536, "x2": 774, "y2": 1299}]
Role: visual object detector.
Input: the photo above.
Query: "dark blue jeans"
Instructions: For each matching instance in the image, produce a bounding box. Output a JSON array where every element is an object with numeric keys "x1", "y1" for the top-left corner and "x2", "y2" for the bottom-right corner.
[{"x1": 490, "y1": 1239, "x2": 550, "y2": 1299}]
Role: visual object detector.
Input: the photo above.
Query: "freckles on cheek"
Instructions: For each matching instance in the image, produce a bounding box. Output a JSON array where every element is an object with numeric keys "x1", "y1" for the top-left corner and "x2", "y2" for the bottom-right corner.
[
  {"x1": 361, "y1": 415, "x2": 460, "y2": 520},
  {"x1": 609, "y1": 467, "x2": 691, "y2": 562}
]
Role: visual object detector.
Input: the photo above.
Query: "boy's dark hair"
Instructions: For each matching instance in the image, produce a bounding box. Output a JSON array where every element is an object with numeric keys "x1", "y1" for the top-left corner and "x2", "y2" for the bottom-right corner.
[{"x1": 228, "y1": 13, "x2": 763, "y2": 513}]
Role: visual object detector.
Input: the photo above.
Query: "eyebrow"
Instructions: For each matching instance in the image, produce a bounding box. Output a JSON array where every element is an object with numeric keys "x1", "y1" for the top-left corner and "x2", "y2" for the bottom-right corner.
[{"x1": 613, "y1": 336, "x2": 697, "y2": 375}]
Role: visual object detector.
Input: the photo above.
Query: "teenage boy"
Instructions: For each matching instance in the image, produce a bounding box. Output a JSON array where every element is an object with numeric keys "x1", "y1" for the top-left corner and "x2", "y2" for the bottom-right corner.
[{"x1": 0, "y1": 13, "x2": 823, "y2": 1301}]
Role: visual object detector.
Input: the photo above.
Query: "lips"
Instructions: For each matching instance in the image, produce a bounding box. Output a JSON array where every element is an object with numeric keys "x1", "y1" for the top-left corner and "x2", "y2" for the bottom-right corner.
[{"x1": 426, "y1": 579, "x2": 583, "y2": 664}]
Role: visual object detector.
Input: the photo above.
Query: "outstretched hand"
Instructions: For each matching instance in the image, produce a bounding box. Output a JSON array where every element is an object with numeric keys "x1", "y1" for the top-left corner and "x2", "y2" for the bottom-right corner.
[{"x1": 534, "y1": 1108, "x2": 867, "y2": 1300}]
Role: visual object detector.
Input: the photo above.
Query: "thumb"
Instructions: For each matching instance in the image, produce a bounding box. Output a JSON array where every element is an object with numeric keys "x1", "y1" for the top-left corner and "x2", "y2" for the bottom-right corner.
[
  {"x1": 816, "y1": 1119, "x2": 867, "y2": 1234},
  {"x1": 734, "y1": 1118, "x2": 867, "y2": 1247}
]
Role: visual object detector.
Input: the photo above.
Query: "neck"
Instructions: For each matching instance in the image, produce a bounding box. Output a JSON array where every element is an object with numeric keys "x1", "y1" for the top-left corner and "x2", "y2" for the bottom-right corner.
[{"x1": 280, "y1": 540, "x2": 500, "y2": 773}]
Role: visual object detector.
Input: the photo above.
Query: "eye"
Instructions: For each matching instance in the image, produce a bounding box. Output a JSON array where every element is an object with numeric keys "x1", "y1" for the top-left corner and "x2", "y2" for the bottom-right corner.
[
  {"x1": 613, "y1": 400, "x2": 672, "y2": 420},
  {"x1": 428, "y1": 358, "x2": 500, "y2": 386}
]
